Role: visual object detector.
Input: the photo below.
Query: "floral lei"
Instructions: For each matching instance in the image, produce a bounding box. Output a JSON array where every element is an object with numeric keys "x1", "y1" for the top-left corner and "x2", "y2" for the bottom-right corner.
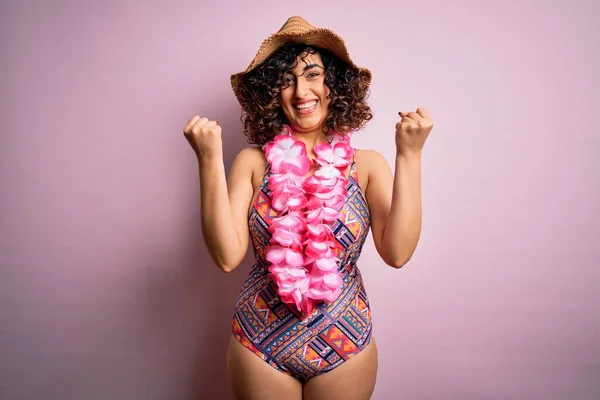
[{"x1": 263, "y1": 125, "x2": 355, "y2": 315}]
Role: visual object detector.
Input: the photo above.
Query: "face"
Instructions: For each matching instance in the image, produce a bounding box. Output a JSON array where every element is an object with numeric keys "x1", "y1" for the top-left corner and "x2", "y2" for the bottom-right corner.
[{"x1": 280, "y1": 52, "x2": 331, "y2": 134}]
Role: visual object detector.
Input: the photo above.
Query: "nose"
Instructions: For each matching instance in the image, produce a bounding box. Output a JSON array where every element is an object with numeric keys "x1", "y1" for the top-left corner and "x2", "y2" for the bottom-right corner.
[{"x1": 294, "y1": 78, "x2": 309, "y2": 98}]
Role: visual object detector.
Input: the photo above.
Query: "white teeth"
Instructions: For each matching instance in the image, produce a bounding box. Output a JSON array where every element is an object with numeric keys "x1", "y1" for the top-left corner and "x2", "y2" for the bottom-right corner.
[{"x1": 296, "y1": 101, "x2": 317, "y2": 110}]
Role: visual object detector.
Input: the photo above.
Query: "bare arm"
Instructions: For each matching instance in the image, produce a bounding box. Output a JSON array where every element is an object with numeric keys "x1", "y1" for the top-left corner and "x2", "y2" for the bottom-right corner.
[
  {"x1": 183, "y1": 116, "x2": 258, "y2": 273},
  {"x1": 367, "y1": 107, "x2": 432, "y2": 269},
  {"x1": 366, "y1": 151, "x2": 422, "y2": 268},
  {"x1": 198, "y1": 148, "x2": 257, "y2": 272}
]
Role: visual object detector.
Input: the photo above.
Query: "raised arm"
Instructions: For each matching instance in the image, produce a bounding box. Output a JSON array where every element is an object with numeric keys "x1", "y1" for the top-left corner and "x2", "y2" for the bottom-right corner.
[
  {"x1": 183, "y1": 116, "x2": 256, "y2": 272},
  {"x1": 365, "y1": 107, "x2": 433, "y2": 269}
]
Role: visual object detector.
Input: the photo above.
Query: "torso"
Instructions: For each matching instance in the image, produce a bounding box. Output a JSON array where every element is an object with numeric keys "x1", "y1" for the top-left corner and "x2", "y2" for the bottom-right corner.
[
  {"x1": 246, "y1": 147, "x2": 370, "y2": 218},
  {"x1": 231, "y1": 145, "x2": 374, "y2": 381}
]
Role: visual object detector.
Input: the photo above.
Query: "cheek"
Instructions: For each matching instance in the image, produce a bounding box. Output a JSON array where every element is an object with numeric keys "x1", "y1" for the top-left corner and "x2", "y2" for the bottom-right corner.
[
  {"x1": 322, "y1": 89, "x2": 332, "y2": 108},
  {"x1": 280, "y1": 90, "x2": 289, "y2": 105},
  {"x1": 322, "y1": 86, "x2": 332, "y2": 104},
  {"x1": 280, "y1": 92, "x2": 293, "y2": 111}
]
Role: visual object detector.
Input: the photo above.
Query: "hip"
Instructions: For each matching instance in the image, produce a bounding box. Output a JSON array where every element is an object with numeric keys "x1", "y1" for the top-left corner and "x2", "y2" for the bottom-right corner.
[{"x1": 232, "y1": 269, "x2": 372, "y2": 336}]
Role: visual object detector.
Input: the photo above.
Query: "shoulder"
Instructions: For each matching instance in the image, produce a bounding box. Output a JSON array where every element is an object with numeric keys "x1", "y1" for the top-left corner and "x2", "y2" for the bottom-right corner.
[
  {"x1": 232, "y1": 146, "x2": 266, "y2": 169},
  {"x1": 354, "y1": 149, "x2": 390, "y2": 174},
  {"x1": 235, "y1": 146, "x2": 265, "y2": 161},
  {"x1": 353, "y1": 149, "x2": 391, "y2": 192},
  {"x1": 230, "y1": 146, "x2": 267, "y2": 186}
]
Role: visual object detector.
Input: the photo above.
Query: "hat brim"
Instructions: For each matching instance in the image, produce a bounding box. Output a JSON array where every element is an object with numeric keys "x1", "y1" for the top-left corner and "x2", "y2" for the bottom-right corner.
[{"x1": 230, "y1": 27, "x2": 371, "y2": 103}]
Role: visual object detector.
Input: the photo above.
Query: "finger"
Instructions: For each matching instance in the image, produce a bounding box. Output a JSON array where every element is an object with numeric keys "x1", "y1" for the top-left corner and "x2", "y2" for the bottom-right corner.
[
  {"x1": 194, "y1": 117, "x2": 209, "y2": 127},
  {"x1": 401, "y1": 122, "x2": 418, "y2": 131},
  {"x1": 191, "y1": 117, "x2": 210, "y2": 133},
  {"x1": 406, "y1": 112, "x2": 423, "y2": 121},
  {"x1": 203, "y1": 120, "x2": 218, "y2": 129},
  {"x1": 416, "y1": 107, "x2": 431, "y2": 120},
  {"x1": 399, "y1": 111, "x2": 422, "y2": 121},
  {"x1": 396, "y1": 121, "x2": 417, "y2": 129},
  {"x1": 183, "y1": 115, "x2": 201, "y2": 132}
]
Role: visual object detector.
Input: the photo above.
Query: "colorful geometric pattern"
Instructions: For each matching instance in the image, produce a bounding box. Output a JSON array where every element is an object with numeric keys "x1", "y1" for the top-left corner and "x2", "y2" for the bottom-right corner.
[{"x1": 232, "y1": 159, "x2": 372, "y2": 381}]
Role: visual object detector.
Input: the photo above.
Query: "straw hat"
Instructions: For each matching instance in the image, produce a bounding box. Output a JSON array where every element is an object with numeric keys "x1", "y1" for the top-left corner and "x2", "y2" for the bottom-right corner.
[{"x1": 230, "y1": 16, "x2": 371, "y2": 104}]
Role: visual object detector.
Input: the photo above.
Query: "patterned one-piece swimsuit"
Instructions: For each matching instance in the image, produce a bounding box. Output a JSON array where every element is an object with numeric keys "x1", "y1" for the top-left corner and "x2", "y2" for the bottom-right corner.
[{"x1": 231, "y1": 157, "x2": 372, "y2": 381}]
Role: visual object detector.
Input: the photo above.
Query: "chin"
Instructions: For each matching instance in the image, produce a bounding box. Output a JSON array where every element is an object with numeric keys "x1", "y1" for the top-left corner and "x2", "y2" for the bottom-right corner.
[
  {"x1": 292, "y1": 123, "x2": 322, "y2": 133},
  {"x1": 290, "y1": 116, "x2": 327, "y2": 132}
]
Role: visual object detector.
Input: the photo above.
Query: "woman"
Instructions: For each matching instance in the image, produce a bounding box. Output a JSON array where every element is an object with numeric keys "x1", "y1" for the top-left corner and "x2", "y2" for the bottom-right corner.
[{"x1": 183, "y1": 16, "x2": 433, "y2": 400}]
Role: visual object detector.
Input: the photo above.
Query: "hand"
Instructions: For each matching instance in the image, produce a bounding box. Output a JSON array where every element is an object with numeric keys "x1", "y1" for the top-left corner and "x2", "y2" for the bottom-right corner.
[
  {"x1": 183, "y1": 116, "x2": 223, "y2": 160},
  {"x1": 395, "y1": 107, "x2": 433, "y2": 156}
]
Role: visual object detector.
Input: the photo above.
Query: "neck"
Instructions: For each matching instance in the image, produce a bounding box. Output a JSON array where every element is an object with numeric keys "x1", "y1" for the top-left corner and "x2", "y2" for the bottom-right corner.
[{"x1": 285, "y1": 125, "x2": 330, "y2": 154}]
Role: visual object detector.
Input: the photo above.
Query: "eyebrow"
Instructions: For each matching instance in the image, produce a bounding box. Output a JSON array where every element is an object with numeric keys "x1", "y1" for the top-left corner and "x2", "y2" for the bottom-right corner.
[
  {"x1": 286, "y1": 63, "x2": 324, "y2": 77},
  {"x1": 303, "y1": 63, "x2": 323, "y2": 71}
]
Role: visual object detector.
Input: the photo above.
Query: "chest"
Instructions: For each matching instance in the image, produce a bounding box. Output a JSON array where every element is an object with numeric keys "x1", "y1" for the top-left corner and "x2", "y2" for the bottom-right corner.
[{"x1": 250, "y1": 160, "x2": 368, "y2": 210}]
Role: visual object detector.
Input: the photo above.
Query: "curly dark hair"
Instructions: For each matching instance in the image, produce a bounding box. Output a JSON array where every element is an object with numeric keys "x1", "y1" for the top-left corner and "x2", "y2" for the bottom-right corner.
[{"x1": 236, "y1": 42, "x2": 373, "y2": 145}]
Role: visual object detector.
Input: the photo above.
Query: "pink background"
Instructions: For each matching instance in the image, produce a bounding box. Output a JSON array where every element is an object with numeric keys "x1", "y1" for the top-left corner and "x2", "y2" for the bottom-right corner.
[{"x1": 1, "y1": 1, "x2": 599, "y2": 399}]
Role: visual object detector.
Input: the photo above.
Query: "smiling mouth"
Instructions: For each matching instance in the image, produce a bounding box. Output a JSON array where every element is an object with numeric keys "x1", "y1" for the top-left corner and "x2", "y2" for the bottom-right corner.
[{"x1": 294, "y1": 100, "x2": 318, "y2": 114}]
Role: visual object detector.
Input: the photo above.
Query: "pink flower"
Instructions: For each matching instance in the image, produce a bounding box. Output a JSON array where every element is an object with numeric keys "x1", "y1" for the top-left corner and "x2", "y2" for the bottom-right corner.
[
  {"x1": 271, "y1": 185, "x2": 307, "y2": 212},
  {"x1": 304, "y1": 175, "x2": 339, "y2": 194},
  {"x1": 324, "y1": 195, "x2": 346, "y2": 210},
  {"x1": 314, "y1": 141, "x2": 355, "y2": 169},
  {"x1": 262, "y1": 129, "x2": 354, "y2": 314},
  {"x1": 264, "y1": 136, "x2": 311, "y2": 175},
  {"x1": 269, "y1": 211, "x2": 306, "y2": 232},
  {"x1": 305, "y1": 223, "x2": 334, "y2": 242},
  {"x1": 305, "y1": 206, "x2": 341, "y2": 224},
  {"x1": 313, "y1": 164, "x2": 342, "y2": 180},
  {"x1": 269, "y1": 264, "x2": 307, "y2": 280},
  {"x1": 268, "y1": 172, "x2": 306, "y2": 188},
  {"x1": 312, "y1": 256, "x2": 340, "y2": 272},
  {"x1": 321, "y1": 271, "x2": 344, "y2": 288},
  {"x1": 306, "y1": 270, "x2": 343, "y2": 302},
  {"x1": 305, "y1": 240, "x2": 335, "y2": 259},
  {"x1": 301, "y1": 298, "x2": 317, "y2": 315},
  {"x1": 270, "y1": 273, "x2": 311, "y2": 312},
  {"x1": 305, "y1": 184, "x2": 346, "y2": 210},
  {"x1": 318, "y1": 183, "x2": 346, "y2": 198},
  {"x1": 266, "y1": 246, "x2": 304, "y2": 268},
  {"x1": 307, "y1": 287, "x2": 342, "y2": 303},
  {"x1": 271, "y1": 229, "x2": 303, "y2": 247}
]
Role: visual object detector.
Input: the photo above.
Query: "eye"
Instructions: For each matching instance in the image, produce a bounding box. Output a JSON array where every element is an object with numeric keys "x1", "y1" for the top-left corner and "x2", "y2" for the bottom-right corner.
[
  {"x1": 283, "y1": 75, "x2": 295, "y2": 84},
  {"x1": 307, "y1": 72, "x2": 320, "y2": 79}
]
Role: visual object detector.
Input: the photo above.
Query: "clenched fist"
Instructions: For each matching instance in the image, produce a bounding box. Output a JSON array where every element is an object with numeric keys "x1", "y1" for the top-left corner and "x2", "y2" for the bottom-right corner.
[
  {"x1": 396, "y1": 107, "x2": 433, "y2": 156},
  {"x1": 183, "y1": 116, "x2": 223, "y2": 159}
]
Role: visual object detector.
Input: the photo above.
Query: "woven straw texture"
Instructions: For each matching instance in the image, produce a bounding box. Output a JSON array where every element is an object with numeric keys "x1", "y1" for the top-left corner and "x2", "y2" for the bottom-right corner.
[{"x1": 230, "y1": 16, "x2": 371, "y2": 103}]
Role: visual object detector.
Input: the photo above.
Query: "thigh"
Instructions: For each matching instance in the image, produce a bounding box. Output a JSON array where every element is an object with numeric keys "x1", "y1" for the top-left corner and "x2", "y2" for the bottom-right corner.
[
  {"x1": 226, "y1": 335, "x2": 302, "y2": 400},
  {"x1": 303, "y1": 338, "x2": 378, "y2": 400}
]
